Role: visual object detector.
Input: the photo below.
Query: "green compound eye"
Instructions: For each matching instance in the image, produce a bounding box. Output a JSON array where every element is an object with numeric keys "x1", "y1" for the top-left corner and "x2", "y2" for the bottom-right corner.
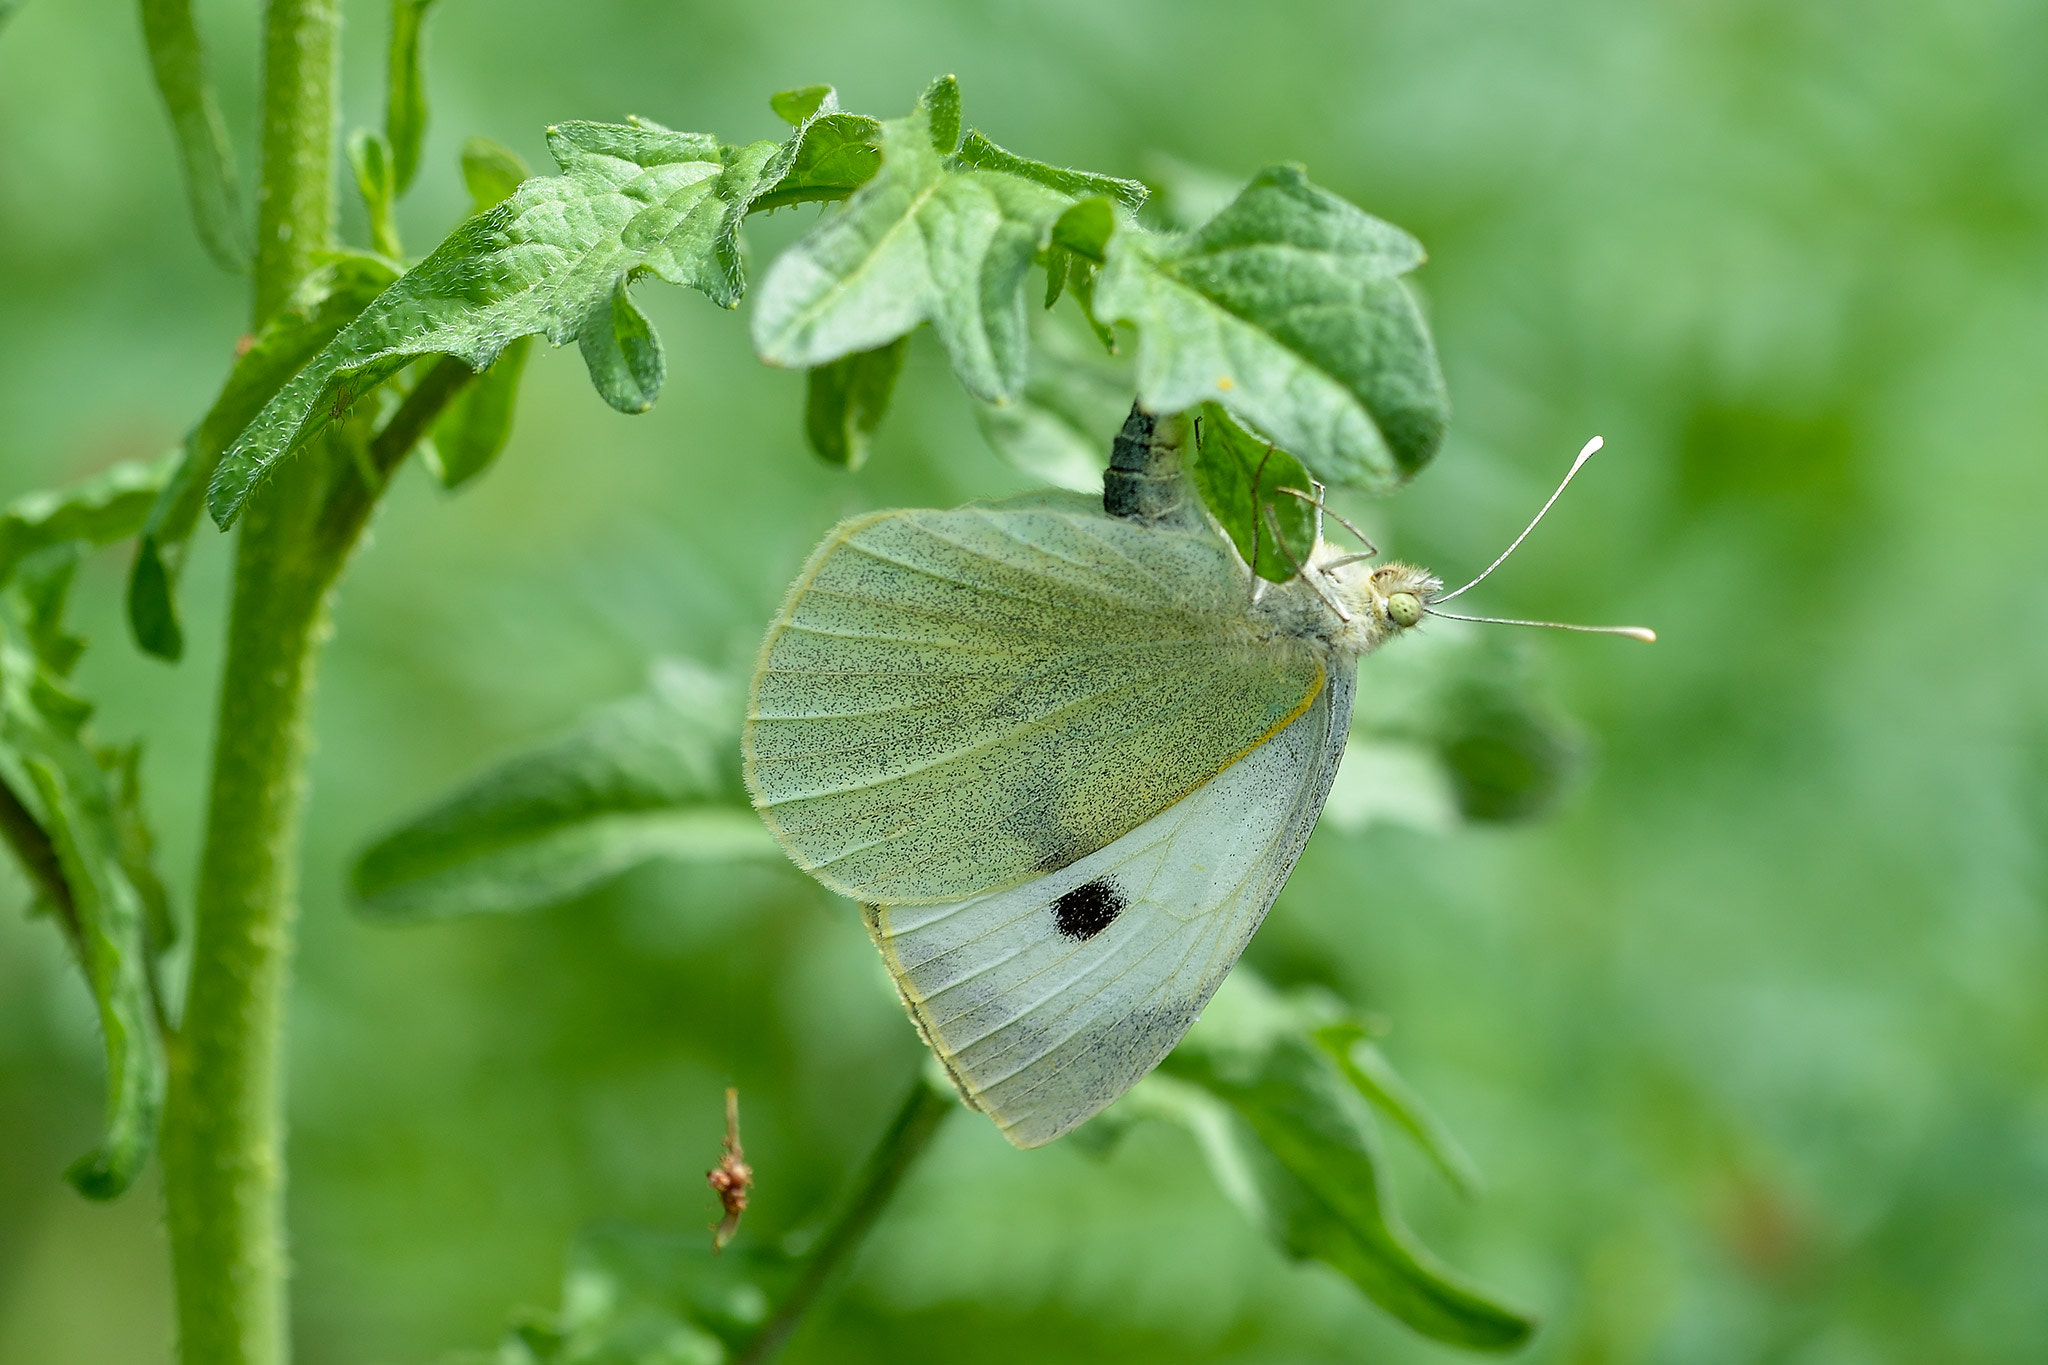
[{"x1": 1386, "y1": 591, "x2": 1423, "y2": 628}]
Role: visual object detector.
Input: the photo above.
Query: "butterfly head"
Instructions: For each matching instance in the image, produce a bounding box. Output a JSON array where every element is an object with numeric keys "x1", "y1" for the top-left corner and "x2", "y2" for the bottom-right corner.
[{"x1": 1320, "y1": 557, "x2": 1442, "y2": 654}]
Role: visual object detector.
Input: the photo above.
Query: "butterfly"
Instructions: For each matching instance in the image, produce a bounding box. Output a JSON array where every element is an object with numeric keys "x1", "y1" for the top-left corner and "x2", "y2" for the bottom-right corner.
[{"x1": 742, "y1": 418, "x2": 1647, "y2": 1147}]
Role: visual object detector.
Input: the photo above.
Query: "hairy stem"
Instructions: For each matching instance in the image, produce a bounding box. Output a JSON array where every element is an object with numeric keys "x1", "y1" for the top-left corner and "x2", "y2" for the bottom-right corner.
[
  {"x1": 160, "y1": 2, "x2": 340, "y2": 1362},
  {"x1": 735, "y1": 1076, "x2": 955, "y2": 1365}
]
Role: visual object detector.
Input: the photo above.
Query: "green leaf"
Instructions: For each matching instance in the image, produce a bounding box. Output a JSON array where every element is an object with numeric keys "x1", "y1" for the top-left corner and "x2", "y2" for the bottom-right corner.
[
  {"x1": 1348, "y1": 631, "x2": 1579, "y2": 824},
  {"x1": 1188, "y1": 403, "x2": 1318, "y2": 583},
  {"x1": 0, "y1": 453, "x2": 177, "y2": 589},
  {"x1": 347, "y1": 128, "x2": 402, "y2": 260},
  {"x1": 1093, "y1": 164, "x2": 1449, "y2": 491},
  {"x1": 750, "y1": 111, "x2": 883, "y2": 212},
  {"x1": 210, "y1": 120, "x2": 805, "y2": 528},
  {"x1": 1431, "y1": 636, "x2": 1579, "y2": 822},
  {"x1": 770, "y1": 83, "x2": 837, "y2": 125},
  {"x1": 465, "y1": 1224, "x2": 790, "y2": 1364},
  {"x1": 1316, "y1": 1023, "x2": 1482, "y2": 1199},
  {"x1": 0, "y1": 589, "x2": 169, "y2": 1200},
  {"x1": 1154, "y1": 973, "x2": 1535, "y2": 1352},
  {"x1": 0, "y1": 0, "x2": 24, "y2": 33},
  {"x1": 460, "y1": 136, "x2": 531, "y2": 213},
  {"x1": 385, "y1": 0, "x2": 440, "y2": 194},
  {"x1": 352, "y1": 661, "x2": 779, "y2": 922},
  {"x1": 13, "y1": 546, "x2": 86, "y2": 676},
  {"x1": 1050, "y1": 196, "x2": 1119, "y2": 260},
  {"x1": 955, "y1": 133, "x2": 1148, "y2": 213},
  {"x1": 752, "y1": 95, "x2": 1071, "y2": 402},
  {"x1": 427, "y1": 336, "x2": 532, "y2": 489},
  {"x1": 804, "y1": 336, "x2": 908, "y2": 470},
  {"x1": 920, "y1": 73, "x2": 962, "y2": 154},
  {"x1": 128, "y1": 252, "x2": 401, "y2": 660},
  {"x1": 579, "y1": 280, "x2": 665, "y2": 414},
  {"x1": 138, "y1": 0, "x2": 246, "y2": 271},
  {"x1": 974, "y1": 316, "x2": 1132, "y2": 490}
]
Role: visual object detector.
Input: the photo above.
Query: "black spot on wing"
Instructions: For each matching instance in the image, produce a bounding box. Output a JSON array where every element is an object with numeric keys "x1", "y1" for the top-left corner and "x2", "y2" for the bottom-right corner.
[{"x1": 1053, "y1": 878, "x2": 1126, "y2": 941}]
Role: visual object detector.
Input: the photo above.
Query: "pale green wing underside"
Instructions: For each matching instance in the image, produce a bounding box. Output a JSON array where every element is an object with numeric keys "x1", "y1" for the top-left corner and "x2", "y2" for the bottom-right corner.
[
  {"x1": 869, "y1": 666, "x2": 1356, "y2": 1147},
  {"x1": 745, "y1": 494, "x2": 1326, "y2": 904}
]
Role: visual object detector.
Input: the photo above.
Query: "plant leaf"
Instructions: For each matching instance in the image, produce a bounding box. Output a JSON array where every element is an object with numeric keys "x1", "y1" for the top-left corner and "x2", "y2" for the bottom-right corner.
[
  {"x1": 1093, "y1": 164, "x2": 1449, "y2": 491},
  {"x1": 0, "y1": 0, "x2": 24, "y2": 33},
  {"x1": 1188, "y1": 402, "x2": 1318, "y2": 583},
  {"x1": 804, "y1": 336, "x2": 909, "y2": 470},
  {"x1": 465, "y1": 1224, "x2": 792, "y2": 1364},
  {"x1": 460, "y1": 136, "x2": 531, "y2": 213},
  {"x1": 751, "y1": 88, "x2": 1071, "y2": 402},
  {"x1": 129, "y1": 252, "x2": 401, "y2": 660},
  {"x1": 973, "y1": 315, "x2": 1132, "y2": 490},
  {"x1": 428, "y1": 336, "x2": 532, "y2": 489},
  {"x1": 0, "y1": 592, "x2": 168, "y2": 1200},
  {"x1": 750, "y1": 111, "x2": 883, "y2": 212},
  {"x1": 1155, "y1": 973, "x2": 1535, "y2": 1352},
  {"x1": 347, "y1": 128, "x2": 402, "y2": 260},
  {"x1": 210, "y1": 121, "x2": 805, "y2": 527},
  {"x1": 352, "y1": 661, "x2": 779, "y2": 922},
  {"x1": 955, "y1": 133, "x2": 1148, "y2": 212},
  {"x1": 1318, "y1": 1026, "x2": 1483, "y2": 1198},
  {"x1": 1347, "y1": 630, "x2": 1580, "y2": 824},
  {"x1": 770, "y1": 83, "x2": 837, "y2": 126},
  {"x1": 0, "y1": 453, "x2": 177, "y2": 590},
  {"x1": 1430, "y1": 636, "x2": 1580, "y2": 822},
  {"x1": 579, "y1": 280, "x2": 666, "y2": 414},
  {"x1": 138, "y1": 0, "x2": 247, "y2": 271},
  {"x1": 385, "y1": 0, "x2": 440, "y2": 194},
  {"x1": 1050, "y1": 196, "x2": 1119, "y2": 260},
  {"x1": 920, "y1": 73, "x2": 962, "y2": 154}
]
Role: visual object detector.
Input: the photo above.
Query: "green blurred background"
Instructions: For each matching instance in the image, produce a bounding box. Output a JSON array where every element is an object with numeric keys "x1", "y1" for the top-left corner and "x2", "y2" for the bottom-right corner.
[{"x1": 4, "y1": 0, "x2": 2046, "y2": 1360}]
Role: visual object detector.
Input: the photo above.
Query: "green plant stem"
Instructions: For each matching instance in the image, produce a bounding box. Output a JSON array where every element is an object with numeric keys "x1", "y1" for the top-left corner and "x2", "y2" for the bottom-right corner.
[
  {"x1": 249, "y1": 0, "x2": 340, "y2": 328},
  {"x1": 159, "y1": 2, "x2": 340, "y2": 1362},
  {"x1": 735, "y1": 1076, "x2": 956, "y2": 1365}
]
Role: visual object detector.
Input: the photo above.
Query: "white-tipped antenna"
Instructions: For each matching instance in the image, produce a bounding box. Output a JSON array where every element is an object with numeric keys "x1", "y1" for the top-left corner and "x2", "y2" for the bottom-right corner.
[
  {"x1": 1434, "y1": 436, "x2": 1603, "y2": 605},
  {"x1": 1425, "y1": 607, "x2": 1655, "y2": 643}
]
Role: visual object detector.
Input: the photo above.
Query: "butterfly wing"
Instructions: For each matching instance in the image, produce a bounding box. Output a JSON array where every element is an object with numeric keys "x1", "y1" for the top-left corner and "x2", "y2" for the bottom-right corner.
[
  {"x1": 745, "y1": 493, "x2": 1326, "y2": 904},
  {"x1": 866, "y1": 664, "x2": 1356, "y2": 1147}
]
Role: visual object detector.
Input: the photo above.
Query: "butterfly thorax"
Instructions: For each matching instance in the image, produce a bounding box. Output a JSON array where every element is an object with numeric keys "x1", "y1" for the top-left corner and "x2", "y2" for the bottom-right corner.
[{"x1": 1251, "y1": 550, "x2": 1442, "y2": 659}]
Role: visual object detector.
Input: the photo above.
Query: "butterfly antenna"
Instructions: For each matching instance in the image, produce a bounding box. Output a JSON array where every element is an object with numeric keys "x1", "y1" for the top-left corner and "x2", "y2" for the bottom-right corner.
[
  {"x1": 1264, "y1": 505, "x2": 1352, "y2": 621},
  {"x1": 1276, "y1": 486, "x2": 1378, "y2": 557},
  {"x1": 1434, "y1": 436, "x2": 1603, "y2": 604},
  {"x1": 1425, "y1": 607, "x2": 1655, "y2": 642}
]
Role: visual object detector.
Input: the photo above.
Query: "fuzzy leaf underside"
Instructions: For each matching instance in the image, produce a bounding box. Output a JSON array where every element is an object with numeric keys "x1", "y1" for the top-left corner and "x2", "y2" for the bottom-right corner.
[
  {"x1": 751, "y1": 96, "x2": 1072, "y2": 402},
  {"x1": 208, "y1": 120, "x2": 816, "y2": 527},
  {"x1": 351, "y1": 663, "x2": 777, "y2": 921},
  {"x1": 1094, "y1": 163, "x2": 1449, "y2": 492}
]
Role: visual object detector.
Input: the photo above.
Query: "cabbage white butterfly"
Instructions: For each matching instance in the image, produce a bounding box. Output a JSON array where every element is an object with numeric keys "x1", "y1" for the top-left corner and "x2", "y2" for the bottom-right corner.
[{"x1": 744, "y1": 417, "x2": 1648, "y2": 1146}]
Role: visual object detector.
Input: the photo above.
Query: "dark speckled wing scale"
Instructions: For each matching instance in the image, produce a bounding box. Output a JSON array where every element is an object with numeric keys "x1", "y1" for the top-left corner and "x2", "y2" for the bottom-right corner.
[{"x1": 744, "y1": 491, "x2": 1346, "y2": 1147}]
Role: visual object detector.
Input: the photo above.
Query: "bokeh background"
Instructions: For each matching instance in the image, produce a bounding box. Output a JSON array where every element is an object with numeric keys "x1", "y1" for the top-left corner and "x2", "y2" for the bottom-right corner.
[{"x1": 5, "y1": 0, "x2": 2047, "y2": 1360}]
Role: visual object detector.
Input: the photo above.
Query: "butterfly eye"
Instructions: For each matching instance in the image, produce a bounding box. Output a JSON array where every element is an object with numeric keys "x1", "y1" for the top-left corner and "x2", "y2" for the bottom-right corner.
[{"x1": 1385, "y1": 591, "x2": 1423, "y2": 628}]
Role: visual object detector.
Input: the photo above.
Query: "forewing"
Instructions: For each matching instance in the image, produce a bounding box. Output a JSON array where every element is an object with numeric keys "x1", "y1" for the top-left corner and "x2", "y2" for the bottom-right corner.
[
  {"x1": 868, "y1": 665, "x2": 1356, "y2": 1147},
  {"x1": 745, "y1": 495, "x2": 1325, "y2": 903}
]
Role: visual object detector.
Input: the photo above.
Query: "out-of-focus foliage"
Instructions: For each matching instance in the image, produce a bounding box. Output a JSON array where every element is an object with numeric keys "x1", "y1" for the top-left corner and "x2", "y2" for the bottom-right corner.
[{"x1": 3, "y1": 1, "x2": 2046, "y2": 1363}]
